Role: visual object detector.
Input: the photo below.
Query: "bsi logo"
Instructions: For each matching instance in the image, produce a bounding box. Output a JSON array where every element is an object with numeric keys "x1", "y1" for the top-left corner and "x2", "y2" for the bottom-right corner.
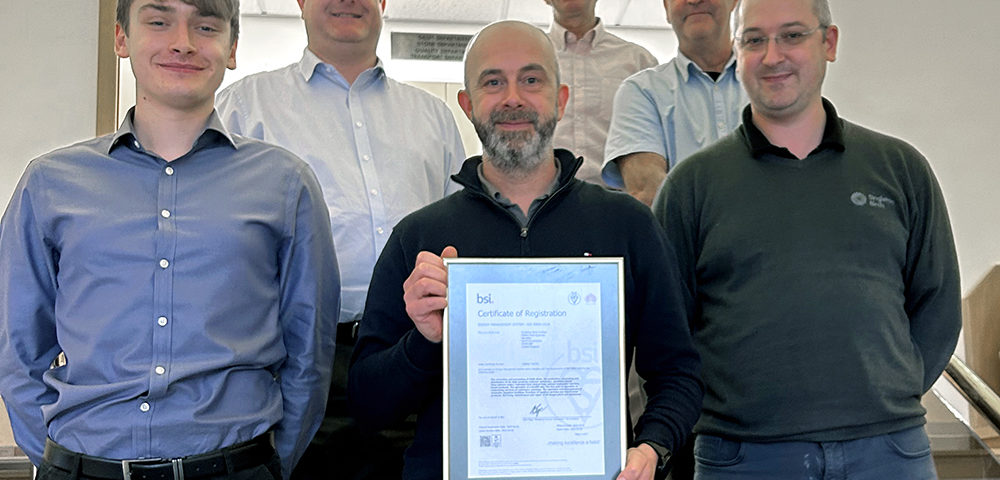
[{"x1": 567, "y1": 340, "x2": 597, "y2": 363}]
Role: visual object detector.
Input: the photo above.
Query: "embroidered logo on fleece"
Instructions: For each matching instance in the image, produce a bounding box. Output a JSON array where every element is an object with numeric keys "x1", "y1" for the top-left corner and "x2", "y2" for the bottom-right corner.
[{"x1": 850, "y1": 191, "x2": 896, "y2": 209}]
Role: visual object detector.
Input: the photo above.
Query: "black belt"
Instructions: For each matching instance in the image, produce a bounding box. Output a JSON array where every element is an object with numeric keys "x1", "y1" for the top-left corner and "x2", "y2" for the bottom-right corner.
[
  {"x1": 43, "y1": 434, "x2": 274, "y2": 480},
  {"x1": 337, "y1": 320, "x2": 359, "y2": 346}
]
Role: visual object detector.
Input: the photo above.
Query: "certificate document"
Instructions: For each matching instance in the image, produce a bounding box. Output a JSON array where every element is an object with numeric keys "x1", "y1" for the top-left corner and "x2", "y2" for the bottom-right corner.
[{"x1": 443, "y1": 258, "x2": 625, "y2": 480}]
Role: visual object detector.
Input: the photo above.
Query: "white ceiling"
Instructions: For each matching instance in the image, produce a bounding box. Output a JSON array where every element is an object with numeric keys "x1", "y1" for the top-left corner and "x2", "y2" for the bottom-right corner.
[{"x1": 241, "y1": 0, "x2": 672, "y2": 29}]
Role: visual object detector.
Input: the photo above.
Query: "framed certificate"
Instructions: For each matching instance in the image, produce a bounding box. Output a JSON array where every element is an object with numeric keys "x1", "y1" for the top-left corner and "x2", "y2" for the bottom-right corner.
[{"x1": 442, "y1": 258, "x2": 626, "y2": 480}]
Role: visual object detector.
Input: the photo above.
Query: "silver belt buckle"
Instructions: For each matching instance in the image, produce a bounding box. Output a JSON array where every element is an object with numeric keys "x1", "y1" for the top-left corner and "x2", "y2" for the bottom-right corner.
[
  {"x1": 172, "y1": 458, "x2": 185, "y2": 480},
  {"x1": 120, "y1": 457, "x2": 166, "y2": 480}
]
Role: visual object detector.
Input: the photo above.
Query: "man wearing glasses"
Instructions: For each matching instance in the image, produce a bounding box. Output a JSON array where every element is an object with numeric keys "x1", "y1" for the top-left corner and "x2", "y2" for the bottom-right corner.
[{"x1": 653, "y1": 0, "x2": 960, "y2": 478}]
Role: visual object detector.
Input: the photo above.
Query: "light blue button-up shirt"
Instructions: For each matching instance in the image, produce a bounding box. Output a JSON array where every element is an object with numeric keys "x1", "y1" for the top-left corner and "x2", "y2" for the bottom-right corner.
[
  {"x1": 602, "y1": 50, "x2": 748, "y2": 187},
  {"x1": 0, "y1": 110, "x2": 340, "y2": 477},
  {"x1": 217, "y1": 50, "x2": 465, "y2": 323}
]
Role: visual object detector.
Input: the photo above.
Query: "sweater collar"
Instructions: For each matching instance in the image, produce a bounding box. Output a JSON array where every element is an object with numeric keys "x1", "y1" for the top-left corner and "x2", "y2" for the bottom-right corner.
[
  {"x1": 452, "y1": 149, "x2": 583, "y2": 194},
  {"x1": 741, "y1": 97, "x2": 846, "y2": 159}
]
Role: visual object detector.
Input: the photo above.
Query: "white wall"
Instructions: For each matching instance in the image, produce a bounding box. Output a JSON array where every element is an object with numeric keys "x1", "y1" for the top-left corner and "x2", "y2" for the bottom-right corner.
[
  {"x1": 0, "y1": 0, "x2": 100, "y2": 447},
  {"x1": 823, "y1": 0, "x2": 1000, "y2": 294},
  {"x1": 0, "y1": 2, "x2": 99, "y2": 211},
  {"x1": 823, "y1": 0, "x2": 1000, "y2": 420}
]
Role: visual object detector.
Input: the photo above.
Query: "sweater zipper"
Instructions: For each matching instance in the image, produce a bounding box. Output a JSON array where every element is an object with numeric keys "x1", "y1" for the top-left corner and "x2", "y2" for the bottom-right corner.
[
  {"x1": 519, "y1": 181, "x2": 573, "y2": 242},
  {"x1": 463, "y1": 173, "x2": 575, "y2": 250},
  {"x1": 466, "y1": 188, "x2": 532, "y2": 237}
]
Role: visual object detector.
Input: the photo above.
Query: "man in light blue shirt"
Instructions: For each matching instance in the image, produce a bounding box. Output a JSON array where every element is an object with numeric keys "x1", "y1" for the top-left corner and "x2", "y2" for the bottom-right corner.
[
  {"x1": 602, "y1": 0, "x2": 747, "y2": 206},
  {"x1": 215, "y1": 0, "x2": 465, "y2": 478},
  {"x1": 0, "y1": 1, "x2": 339, "y2": 479}
]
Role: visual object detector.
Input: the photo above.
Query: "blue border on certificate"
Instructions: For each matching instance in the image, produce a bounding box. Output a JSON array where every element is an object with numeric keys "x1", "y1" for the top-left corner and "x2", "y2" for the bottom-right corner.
[{"x1": 443, "y1": 258, "x2": 625, "y2": 480}]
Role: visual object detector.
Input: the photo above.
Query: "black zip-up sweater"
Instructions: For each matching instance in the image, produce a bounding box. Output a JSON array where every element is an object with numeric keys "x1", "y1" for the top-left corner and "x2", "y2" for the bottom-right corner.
[{"x1": 348, "y1": 150, "x2": 702, "y2": 479}]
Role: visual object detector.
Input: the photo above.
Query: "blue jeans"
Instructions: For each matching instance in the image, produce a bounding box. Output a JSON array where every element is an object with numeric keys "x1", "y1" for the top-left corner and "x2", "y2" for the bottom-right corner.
[{"x1": 693, "y1": 426, "x2": 937, "y2": 480}]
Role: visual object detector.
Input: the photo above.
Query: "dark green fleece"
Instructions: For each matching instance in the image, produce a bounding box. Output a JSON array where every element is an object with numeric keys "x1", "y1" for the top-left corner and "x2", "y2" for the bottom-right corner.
[{"x1": 654, "y1": 100, "x2": 960, "y2": 442}]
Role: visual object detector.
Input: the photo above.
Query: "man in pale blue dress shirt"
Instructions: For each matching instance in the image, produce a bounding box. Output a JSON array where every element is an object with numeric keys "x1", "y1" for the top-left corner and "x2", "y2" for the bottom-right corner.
[
  {"x1": 215, "y1": 0, "x2": 465, "y2": 478},
  {"x1": 602, "y1": 0, "x2": 747, "y2": 206},
  {"x1": 0, "y1": 1, "x2": 339, "y2": 479}
]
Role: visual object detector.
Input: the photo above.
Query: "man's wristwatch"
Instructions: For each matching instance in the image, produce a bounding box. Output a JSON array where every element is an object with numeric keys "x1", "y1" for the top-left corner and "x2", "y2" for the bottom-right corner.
[{"x1": 645, "y1": 441, "x2": 672, "y2": 471}]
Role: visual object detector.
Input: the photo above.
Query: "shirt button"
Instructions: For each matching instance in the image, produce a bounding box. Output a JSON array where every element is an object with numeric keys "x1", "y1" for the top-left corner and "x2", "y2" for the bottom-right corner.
[
  {"x1": 376, "y1": 227, "x2": 384, "y2": 235},
  {"x1": 159, "y1": 259, "x2": 170, "y2": 269},
  {"x1": 139, "y1": 402, "x2": 150, "y2": 412},
  {"x1": 370, "y1": 189, "x2": 378, "y2": 196},
  {"x1": 160, "y1": 209, "x2": 171, "y2": 218},
  {"x1": 157, "y1": 316, "x2": 168, "y2": 326},
  {"x1": 154, "y1": 366, "x2": 166, "y2": 375},
  {"x1": 362, "y1": 154, "x2": 370, "y2": 161},
  {"x1": 355, "y1": 121, "x2": 363, "y2": 128},
  {"x1": 165, "y1": 166, "x2": 174, "y2": 176}
]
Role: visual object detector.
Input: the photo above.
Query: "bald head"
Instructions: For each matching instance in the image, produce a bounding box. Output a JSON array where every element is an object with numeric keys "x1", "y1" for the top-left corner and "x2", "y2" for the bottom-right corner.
[{"x1": 462, "y1": 20, "x2": 560, "y2": 91}]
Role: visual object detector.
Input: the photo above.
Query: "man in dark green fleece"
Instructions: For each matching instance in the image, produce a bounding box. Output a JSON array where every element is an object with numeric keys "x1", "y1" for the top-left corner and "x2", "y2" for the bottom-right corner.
[{"x1": 652, "y1": 0, "x2": 960, "y2": 478}]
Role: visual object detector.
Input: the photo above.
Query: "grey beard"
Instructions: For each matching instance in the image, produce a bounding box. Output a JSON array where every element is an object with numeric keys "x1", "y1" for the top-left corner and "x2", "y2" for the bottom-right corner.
[{"x1": 474, "y1": 108, "x2": 557, "y2": 177}]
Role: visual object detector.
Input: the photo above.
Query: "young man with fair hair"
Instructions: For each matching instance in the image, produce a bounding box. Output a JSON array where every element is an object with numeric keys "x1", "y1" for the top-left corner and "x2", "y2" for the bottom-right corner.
[
  {"x1": 0, "y1": 1, "x2": 339, "y2": 479},
  {"x1": 654, "y1": 0, "x2": 960, "y2": 477},
  {"x1": 349, "y1": 20, "x2": 702, "y2": 480}
]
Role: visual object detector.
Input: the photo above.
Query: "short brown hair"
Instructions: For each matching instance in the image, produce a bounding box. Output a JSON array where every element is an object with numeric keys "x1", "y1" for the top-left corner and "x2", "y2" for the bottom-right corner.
[
  {"x1": 116, "y1": 0, "x2": 240, "y2": 43},
  {"x1": 734, "y1": 0, "x2": 832, "y2": 35}
]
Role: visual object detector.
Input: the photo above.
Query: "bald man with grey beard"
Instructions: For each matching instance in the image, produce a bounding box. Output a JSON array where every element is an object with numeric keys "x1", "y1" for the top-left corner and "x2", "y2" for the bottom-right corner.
[{"x1": 349, "y1": 20, "x2": 702, "y2": 480}]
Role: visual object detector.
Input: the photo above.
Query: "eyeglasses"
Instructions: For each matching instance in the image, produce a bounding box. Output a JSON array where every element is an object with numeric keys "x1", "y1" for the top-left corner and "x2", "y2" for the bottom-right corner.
[{"x1": 737, "y1": 26, "x2": 826, "y2": 52}]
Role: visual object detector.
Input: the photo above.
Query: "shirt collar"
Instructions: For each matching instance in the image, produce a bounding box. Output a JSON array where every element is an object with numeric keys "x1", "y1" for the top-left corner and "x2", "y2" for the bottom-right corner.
[
  {"x1": 548, "y1": 18, "x2": 605, "y2": 51},
  {"x1": 297, "y1": 47, "x2": 387, "y2": 89},
  {"x1": 476, "y1": 158, "x2": 563, "y2": 205},
  {"x1": 197, "y1": 110, "x2": 237, "y2": 149},
  {"x1": 109, "y1": 107, "x2": 236, "y2": 155},
  {"x1": 743, "y1": 97, "x2": 847, "y2": 159},
  {"x1": 675, "y1": 49, "x2": 738, "y2": 83},
  {"x1": 297, "y1": 48, "x2": 325, "y2": 81}
]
